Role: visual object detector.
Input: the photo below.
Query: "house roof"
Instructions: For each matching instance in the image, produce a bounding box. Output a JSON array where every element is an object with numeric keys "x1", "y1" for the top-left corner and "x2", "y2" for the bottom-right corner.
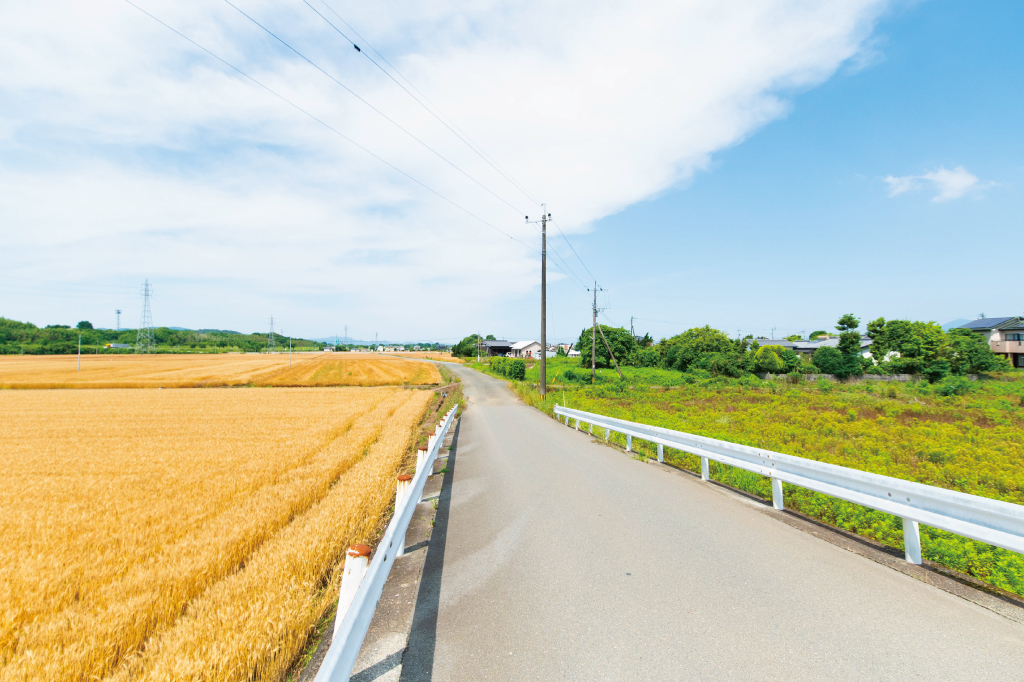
[
  {"x1": 959, "y1": 317, "x2": 1020, "y2": 330},
  {"x1": 512, "y1": 340, "x2": 540, "y2": 350},
  {"x1": 482, "y1": 339, "x2": 511, "y2": 347}
]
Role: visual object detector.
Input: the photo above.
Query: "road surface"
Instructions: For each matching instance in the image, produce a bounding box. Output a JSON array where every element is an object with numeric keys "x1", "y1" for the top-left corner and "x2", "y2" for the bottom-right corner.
[{"x1": 399, "y1": 365, "x2": 1023, "y2": 681}]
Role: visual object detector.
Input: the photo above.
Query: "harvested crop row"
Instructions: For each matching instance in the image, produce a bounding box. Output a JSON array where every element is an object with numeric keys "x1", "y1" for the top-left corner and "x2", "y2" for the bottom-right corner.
[
  {"x1": 0, "y1": 353, "x2": 440, "y2": 389},
  {"x1": 107, "y1": 389, "x2": 431, "y2": 681},
  {"x1": 0, "y1": 387, "x2": 429, "y2": 681}
]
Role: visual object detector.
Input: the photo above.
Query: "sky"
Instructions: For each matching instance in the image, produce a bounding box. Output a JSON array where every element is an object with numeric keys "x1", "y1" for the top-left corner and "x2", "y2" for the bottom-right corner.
[{"x1": 1, "y1": 0, "x2": 1021, "y2": 343}]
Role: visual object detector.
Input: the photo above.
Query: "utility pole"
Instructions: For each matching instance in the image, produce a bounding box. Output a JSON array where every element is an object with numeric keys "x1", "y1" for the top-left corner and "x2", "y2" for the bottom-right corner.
[
  {"x1": 115, "y1": 309, "x2": 121, "y2": 332},
  {"x1": 344, "y1": 324, "x2": 348, "y2": 345},
  {"x1": 527, "y1": 205, "x2": 550, "y2": 398},
  {"x1": 592, "y1": 282, "x2": 597, "y2": 384}
]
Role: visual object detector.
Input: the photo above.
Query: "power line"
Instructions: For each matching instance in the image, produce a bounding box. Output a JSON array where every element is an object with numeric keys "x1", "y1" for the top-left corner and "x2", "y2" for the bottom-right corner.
[
  {"x1": 550, "y1": 217, "x2": 596, "y2": 284},
  {"x1": 123, "y1": 0, "x2": 537, "y2": 255},
  {"x1": 222, "y1": 0, "x2": 528, "y2": 217},
  {"x1": 311, "y1": 0, "x2": 543, "y2": 209}
]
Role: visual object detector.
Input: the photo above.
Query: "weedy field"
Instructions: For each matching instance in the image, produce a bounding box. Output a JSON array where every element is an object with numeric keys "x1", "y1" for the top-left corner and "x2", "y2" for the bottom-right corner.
[
  {"x1": 514, "y1": 376, "x2": 1024, "y2": 597},
  {"x1": 0, "y1": 352, "x2": 440, "y2": 388},
  {"x1": 0, "y1": 386, "x2": 432, "y2": 681}
]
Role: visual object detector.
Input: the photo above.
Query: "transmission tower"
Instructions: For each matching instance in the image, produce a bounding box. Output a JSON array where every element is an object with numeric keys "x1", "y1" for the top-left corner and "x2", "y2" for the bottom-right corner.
[
  {"x1": 135, "y1": 280, "x2": 154, "y2": 353},
  {"x1": 115, "y1": 309, "x2": 122, "y2": 332},
  {"x1": 267, "y1": 316, "x2": 277, "y2": 352}
]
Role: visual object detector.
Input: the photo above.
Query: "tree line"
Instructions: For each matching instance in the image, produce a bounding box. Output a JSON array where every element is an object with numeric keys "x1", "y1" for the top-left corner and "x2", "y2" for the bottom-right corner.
[
  {"x1": 0, "y1": 317, "x2": 326, "y2": 354},
  {"x1": 453, "y1": 314, "x2": 1008, "y2": 383}
]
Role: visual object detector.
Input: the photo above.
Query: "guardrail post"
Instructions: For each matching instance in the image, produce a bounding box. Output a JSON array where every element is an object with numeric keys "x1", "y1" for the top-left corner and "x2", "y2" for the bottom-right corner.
[
  {"x1": 903, "y1": 518, "x2": 922, "y2": 564},
  {"x1": 657, "y1": 444, "x2": 663, "y2": 463},
  {"x1": 771, "y1": 478, "x2": 784, "y2": 510},
  {"x1": 626, "y1": 434, "x2": 632, "y2": 452},
  {"x1": 334, "y1": 544, "x2": 371, "y2": 638},
  {"x1": 575, "y1": 418, "x2": 579, "y2": 431},
  {"x1": 701, "y1": 456, "x2": 709, "y2": 481},
  {"x1": 416, "y1": 446, "x2": 429, "y2": 501},
  {"x1": 396, "y1": 475, "x2": 412, "y2": 557},
  {"x1": 588, "y1": 422, "x2": 593, "y2": 435},
  {"x1": 605, "y1": 429, "x2": 610, "y2": 442}
]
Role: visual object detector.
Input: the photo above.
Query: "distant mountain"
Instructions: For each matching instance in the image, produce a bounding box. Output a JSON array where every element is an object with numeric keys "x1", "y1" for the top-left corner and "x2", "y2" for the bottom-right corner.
[{"x1": 942, "y1": 318, "x2": 971, "y2": 331}]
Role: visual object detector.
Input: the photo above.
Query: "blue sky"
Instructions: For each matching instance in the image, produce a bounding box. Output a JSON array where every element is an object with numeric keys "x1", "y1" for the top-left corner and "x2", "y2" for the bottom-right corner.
[
  {"x1": 1, "y1": 0, "x2": 1020, "y2": 343},
  {"x1": 535, "y1": 0, "x2": 1024, "y2": 344}
]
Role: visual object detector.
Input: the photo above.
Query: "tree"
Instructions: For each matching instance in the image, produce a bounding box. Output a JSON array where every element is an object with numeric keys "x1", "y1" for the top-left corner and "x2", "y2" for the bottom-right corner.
[
  {"x1": 576, "y1": 325, "x2": 634, "y2": 369},
  {"x1": 812, "y1": 346, "x2": 844, "y2": 374},
  {"x1": 785, "y1": 334, "x2": 803, "y2": 342},
  {"x1": 946, "y1": 328, "x2": 1004, "y2": 375},
  {"x1": 753, "y1": 345, "x2": 785, "y2": 373},
  {"x1": 451, "y1": 334, "x2": 482, "y2": 357},
  {"x1": 661, "y1": 326, "x2": 734, "y2": 372},
  {"x1": 809, "y1": 330, "x2": 828, "y2": 340},
  {"x1": 556, "y1": 345, "x2": 567, "y2": 357},
  {"x1": 485, "y1": 334, "x2": 496, "y2": 340},
  {"x1": 76, "y1": 321, "x2": 94, "y2": 330},
  {"x1": 833, "y1": 314, "x2": 863, "y2": 379}
]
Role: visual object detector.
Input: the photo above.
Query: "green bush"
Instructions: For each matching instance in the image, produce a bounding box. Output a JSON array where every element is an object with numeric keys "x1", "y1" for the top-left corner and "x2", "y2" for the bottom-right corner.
[
  {"x1": 812, "y1": 347, "x2": 843, "y2": 375},
  {"x1": 508, "y1": 359, "x2": 526, "y2": 380},
  {"x1": 937, "y1": 376, "x2": 973, "y2": 396},
  {"x1": 754, "y1": 345, "x2": 786, "y2": 373}
]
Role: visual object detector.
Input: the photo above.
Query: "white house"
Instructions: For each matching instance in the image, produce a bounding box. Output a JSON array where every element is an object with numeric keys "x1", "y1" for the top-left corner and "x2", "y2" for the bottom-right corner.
[
  {"x1": 567, "y1": 349, "x2": 581, "y2": 358},
  {"x1": 511, "y1": 340, "x2": 542, "y2": 358}
]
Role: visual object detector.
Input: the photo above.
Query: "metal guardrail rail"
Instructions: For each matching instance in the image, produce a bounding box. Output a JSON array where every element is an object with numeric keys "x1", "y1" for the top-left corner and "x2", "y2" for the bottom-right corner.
[
  {"x1": 554, "y1": 405, "x2": 1024, "y2": 563},
  {"x1": 315, "y1": 405, "x2": 457, "y2": 682}
]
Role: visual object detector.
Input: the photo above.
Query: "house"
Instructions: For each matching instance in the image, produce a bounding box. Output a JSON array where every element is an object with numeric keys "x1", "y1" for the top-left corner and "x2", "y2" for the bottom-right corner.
[
  {"x1": 958, "y1": 316, "x2": 1024, "y2": 368},
  {"x1": 567, "y1": 349, "x2": 581, "y2": 358},
  {"x1": 787, "y1": 337, "x2": 873, "y2": 357},
  {"x1": 481, "y1": 339, "x2": 513, "y2": 357},
  {"x1": 511, "y1": 340, "x2": 542, "y2": 358},
  {"x1": 557, "y1": 343, "x2": 573, "y2": 354}
]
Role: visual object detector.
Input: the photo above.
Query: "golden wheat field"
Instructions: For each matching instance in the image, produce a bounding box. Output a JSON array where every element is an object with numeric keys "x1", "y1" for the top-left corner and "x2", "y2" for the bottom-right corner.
[
  {"x1": 391, "y1": 351, "x2": 463, "y2": 364},
  {"x1": 0, "y1": 386, "x2": 432, "y2": 681},
  {"x1": 0, "y1": 352, "x2": 441, "y2": 389}
]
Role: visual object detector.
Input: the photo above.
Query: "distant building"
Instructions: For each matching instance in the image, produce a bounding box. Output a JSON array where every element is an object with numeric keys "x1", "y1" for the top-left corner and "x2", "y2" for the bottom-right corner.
[
  {"x1": 481, "y1": 339, "x2": 512, "y2": 357},
  {"x1": 958, "y1": 317, "x2": 1024, "y2": 368},
  {"x1": 511, "y1": 340, "x2": 542, "y2": 358},
  {"x1": 568, "y1": 349, "x2": 581, "y2": 358}
]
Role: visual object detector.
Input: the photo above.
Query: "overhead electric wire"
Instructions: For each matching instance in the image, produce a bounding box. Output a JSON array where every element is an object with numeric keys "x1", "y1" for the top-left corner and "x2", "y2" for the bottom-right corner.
[
  {"x1": 122, "y1": 0, "x2": 545, "y2": 259},
  {"x1": 221, "y1": 0, "x2": 529, "y2": 218},
  {"x1": 307, "y1": 0, "x2": 601, "y2": 292},
  {"x1": 550, "y1": 217, "x2": 596, "y2": 283},
  {"x1": 313, "y1": 0, "x2": 543, "y2": 208}
]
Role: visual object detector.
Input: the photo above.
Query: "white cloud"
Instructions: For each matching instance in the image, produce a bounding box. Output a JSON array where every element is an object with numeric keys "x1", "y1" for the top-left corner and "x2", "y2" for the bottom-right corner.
[
  {"x1": 884, "y1": 166, "x2": 982, "y2": 202},
  {"x1": 0, "y1": 0, "x2": 888, "y2": 338}
]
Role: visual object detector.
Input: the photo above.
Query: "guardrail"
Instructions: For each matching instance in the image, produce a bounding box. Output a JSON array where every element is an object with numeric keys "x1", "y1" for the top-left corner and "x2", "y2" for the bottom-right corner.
[
  {"x1": 553, "y1": 405, "x2": 1024, "y2": 563},
  {"x1": 315, "y1": 405, "x2": 458, "y2": 682}
]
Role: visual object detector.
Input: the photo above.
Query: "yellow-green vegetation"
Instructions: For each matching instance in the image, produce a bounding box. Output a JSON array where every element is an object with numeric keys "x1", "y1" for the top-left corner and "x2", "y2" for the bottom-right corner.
[{"x1": 513, "y1": 376, "x2": 1024, "y2": 597}]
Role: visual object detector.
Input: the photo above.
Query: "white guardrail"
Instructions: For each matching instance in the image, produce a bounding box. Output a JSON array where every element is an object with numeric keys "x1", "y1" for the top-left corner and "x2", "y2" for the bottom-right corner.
[
  {"x1": 554, "y1": 405, "x2": 1024, "y2": 563},
  {"x1": 315, "y1": 405, "x2": 457, "y2": 682}
]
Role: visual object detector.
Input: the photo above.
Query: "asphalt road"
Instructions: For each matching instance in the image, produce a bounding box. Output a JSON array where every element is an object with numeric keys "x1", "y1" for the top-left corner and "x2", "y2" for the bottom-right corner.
[{"x1": 400, "y1": 366, "x2": 1024, "y2": 681}]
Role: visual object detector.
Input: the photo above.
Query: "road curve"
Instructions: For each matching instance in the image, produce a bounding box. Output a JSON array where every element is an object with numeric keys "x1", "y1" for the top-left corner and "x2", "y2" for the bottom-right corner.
[{"x1": 400, "y1": 366, "x2": 1023, "y2": 681}]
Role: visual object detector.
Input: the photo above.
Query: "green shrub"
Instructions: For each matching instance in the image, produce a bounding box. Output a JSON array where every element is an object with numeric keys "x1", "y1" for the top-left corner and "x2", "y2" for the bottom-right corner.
[
  {"x1": 937, "y1": 377, "x2": 973, "y2": 396},
  {"x1": 754, "y1": 345, "x2": 786, "y2": 373},
  {"x1": 812, "y1": 346, "x2": 843, "y2": 374},
  {"x1": 787, "y1": 372, "x2": 802, "y2": 384},
  {"x1": 508, "y1": 359, "x2": 526, "y2": 380}
]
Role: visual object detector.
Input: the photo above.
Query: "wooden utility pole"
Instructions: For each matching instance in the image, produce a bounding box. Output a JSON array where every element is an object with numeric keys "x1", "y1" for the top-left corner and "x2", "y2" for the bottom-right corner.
[
  {"x1": 591, "y1": 282, "x2": 597, "y2": 384},
  {"x1": 540, "y1": 207, "x2": 547, "y2": 398},
  {"x1": 527, "y1": 206, "x2": 550, "y2": 398}
]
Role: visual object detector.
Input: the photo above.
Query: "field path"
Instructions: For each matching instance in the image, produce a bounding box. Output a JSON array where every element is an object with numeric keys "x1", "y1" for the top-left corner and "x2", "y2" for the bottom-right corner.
[{"x1": 400, "y1": 365, "x2": 1023, "y2": 681}]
